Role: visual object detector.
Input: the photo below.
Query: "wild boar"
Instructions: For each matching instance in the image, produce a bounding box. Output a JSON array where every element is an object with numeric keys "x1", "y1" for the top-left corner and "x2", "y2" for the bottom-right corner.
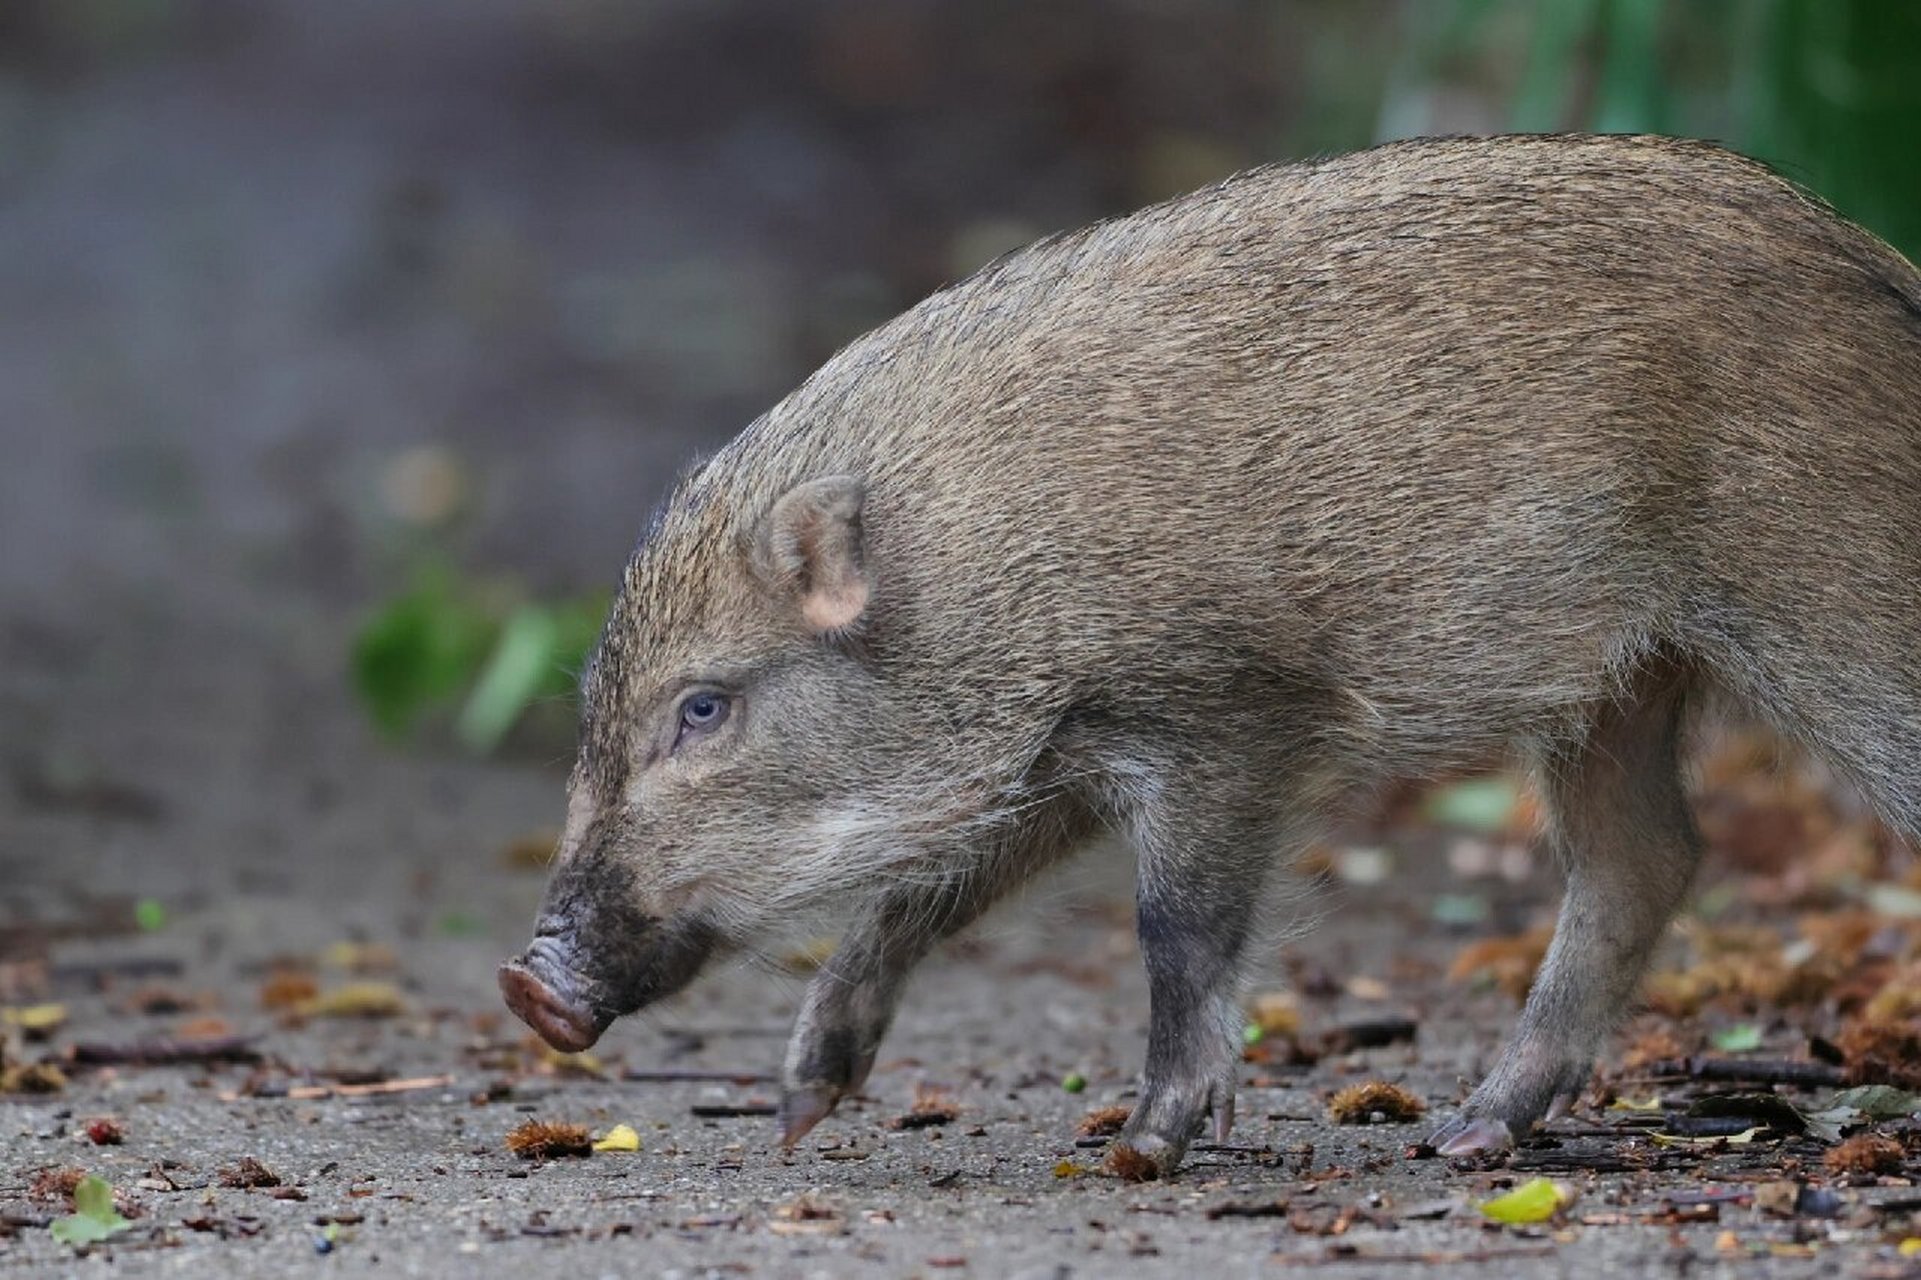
[{"x1": 500, "y1": 133, "x2": 1921, "y2": 1173}]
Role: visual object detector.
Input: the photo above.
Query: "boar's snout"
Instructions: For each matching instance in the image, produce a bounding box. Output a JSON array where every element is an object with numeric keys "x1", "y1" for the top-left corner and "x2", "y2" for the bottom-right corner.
[
  {"x1": 499, "y1": 910, "x2": 718, "y2": 1053},
  {"x1": 498, "y1": 933, "x2": 607, "y2": 1053}
]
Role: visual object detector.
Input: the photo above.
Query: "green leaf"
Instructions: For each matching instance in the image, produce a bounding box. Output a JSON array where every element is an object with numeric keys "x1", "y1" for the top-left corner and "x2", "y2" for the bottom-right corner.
[
  {"x1": 351, "y1": 568, "x2": 498, "y2": 739},
  {"x1": 455, "y1": 605, "x2": 561, "y2": 754},
  {"x1": 1825, "y1": 1085, "x2": 1921, "y2": 1121},
  {"x1": 49, "y1": 1175, "x2": 130, "y2": 1247},
  {"x1": 133, "y1": 898, "x2": 165, "y2": 932},
  {"x1": 1431, "y1": 893, "x2": 1492, "y2": 927},
  {"x1": 1424, "y1": 777, "x2": 1521, "y2": 834},
  {"x1": 1711, "y1": 1023, "x2": 1763, "y2": 1053},
  {"x1": 1479, "y1": 1177, "x2": 1571, "y2": 1224}
]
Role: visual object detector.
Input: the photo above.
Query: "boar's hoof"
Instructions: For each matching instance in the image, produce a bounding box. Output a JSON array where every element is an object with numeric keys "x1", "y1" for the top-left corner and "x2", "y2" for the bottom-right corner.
[
  {"x1": 1427, "y1": 1113, "x2": 1516, "y2": 1156},
  {"x1": 498, "y1": 961, "x2": 602, "y2": 1054},
  {"x1": 777, "y1": 1085, "x2": 844, "y2": 1148}
]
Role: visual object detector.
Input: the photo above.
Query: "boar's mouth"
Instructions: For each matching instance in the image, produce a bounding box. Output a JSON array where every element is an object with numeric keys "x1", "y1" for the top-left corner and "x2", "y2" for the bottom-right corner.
[{"x1": 498, "y1": 918, "x2": 716, "y2": 1054}]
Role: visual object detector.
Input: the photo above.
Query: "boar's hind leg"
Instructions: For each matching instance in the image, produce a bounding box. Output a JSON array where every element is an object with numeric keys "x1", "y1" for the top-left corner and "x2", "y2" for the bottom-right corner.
[
  {"x1": 778, "y1": 800, "x2": 1093, "y2": 1146},
  {"x1": 1432, "y1": 670, "x2": 1701, "y2": 1155}
]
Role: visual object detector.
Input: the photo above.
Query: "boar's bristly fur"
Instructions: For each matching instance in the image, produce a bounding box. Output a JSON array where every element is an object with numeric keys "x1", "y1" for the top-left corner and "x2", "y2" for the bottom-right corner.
[{"x1": 501, "y1": 133, "x2": 1921, "y2": 1174}]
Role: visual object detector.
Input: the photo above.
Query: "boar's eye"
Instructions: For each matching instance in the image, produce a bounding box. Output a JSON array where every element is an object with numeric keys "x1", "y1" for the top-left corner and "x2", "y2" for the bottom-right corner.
[{"x1": 672, "y1": 690, "x2": 731, "y2": 751}]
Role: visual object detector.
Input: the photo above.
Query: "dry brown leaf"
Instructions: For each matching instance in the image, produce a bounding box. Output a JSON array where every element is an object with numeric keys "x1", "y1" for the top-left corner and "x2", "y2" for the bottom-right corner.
[
  {"x1": 1448, "y1": 928, "x2": 1552, "y2": 1001},
  {"x1": 259, "y1": 970, "x2": 319, "y2": 1011},
  {"x1": 300, "y1": 982, "x2": 405, "y2": 1019}
]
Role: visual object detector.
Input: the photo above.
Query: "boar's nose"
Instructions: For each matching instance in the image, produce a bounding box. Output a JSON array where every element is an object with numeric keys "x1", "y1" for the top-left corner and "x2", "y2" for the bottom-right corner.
[{"x1": 498, "y1": 934, "x2": 606, "y2": 1054}]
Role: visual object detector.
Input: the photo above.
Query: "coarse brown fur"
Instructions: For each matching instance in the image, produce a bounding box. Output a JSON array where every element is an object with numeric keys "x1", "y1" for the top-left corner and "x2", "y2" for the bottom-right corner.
[{"x1": 501, "y1": 133, "x2": 1921, "y2": 1172}]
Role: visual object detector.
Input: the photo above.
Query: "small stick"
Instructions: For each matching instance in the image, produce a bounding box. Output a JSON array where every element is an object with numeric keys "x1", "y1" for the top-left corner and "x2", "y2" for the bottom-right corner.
[
  {"x1": 69, "y1": 1035, "x2": 260, "y2": 1066},
  {"x1": 1644, "y1": 1056, "x2": 1846, "y2": 1088},
  {"x1": 288, "y1": 1074, "x2": 455, "y2": 1101},
  {"x1": 624, "y1": 1068, "x2": 776, "y2": 1085}
]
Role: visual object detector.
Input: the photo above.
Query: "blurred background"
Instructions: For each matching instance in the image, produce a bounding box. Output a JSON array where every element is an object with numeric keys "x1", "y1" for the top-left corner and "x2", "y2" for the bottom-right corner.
[{"x1": 3, "y1": 0, "x2": 1919, "y2": 980}]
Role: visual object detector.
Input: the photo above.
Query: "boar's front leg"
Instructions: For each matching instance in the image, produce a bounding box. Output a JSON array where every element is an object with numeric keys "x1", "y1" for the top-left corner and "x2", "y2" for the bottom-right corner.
[
  {"x1": 778, "y1": 803, "x2": 1090, "y2": 1145},
  {"x1": 1431, "y1": 672, "x2": 1702, "y2": 1154},
  {"x1": 1113, "y1": 776, "x2": 1303, "y2": 1176}
]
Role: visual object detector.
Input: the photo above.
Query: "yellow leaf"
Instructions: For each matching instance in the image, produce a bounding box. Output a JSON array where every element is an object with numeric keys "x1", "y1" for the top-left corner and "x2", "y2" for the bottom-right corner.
[
  {"x1": 1053, "y1": 1160, "x2": 1090, "y2": 1178},
  {"x1": 1899, "y1": 1238, "x2": 1921, "y2": 1257},
  {"x1": 1478, "y1": 1177, "x2": 1571, "y2": 1224},
  {"x1": 299, "y1": 982, "x2": 406, "y2": 1018},
  {"x1": 1650, "y1": 1126, "x2": 1767, "y2": 1147},
  {"x1": 2, "y1": 1004, "x2": 67, "y2": 1033},
  {"x1": 592, "y1": 1123, "x2": 641, "y2": 1153},
  {"x1": 1607, "y1": 1096, "x2": 1661, "y2": 1112}
]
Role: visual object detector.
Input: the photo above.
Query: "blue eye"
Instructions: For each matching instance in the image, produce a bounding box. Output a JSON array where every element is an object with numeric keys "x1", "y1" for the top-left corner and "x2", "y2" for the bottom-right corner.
[{"x1": 676, "y1": 692, "x2": 729, "y2": 744}]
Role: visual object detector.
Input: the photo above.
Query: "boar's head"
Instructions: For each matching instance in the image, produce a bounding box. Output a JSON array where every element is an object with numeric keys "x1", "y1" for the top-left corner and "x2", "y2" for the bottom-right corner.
[{"x1": 500, "y1": 469, "x2": 944, "y2": 1052}]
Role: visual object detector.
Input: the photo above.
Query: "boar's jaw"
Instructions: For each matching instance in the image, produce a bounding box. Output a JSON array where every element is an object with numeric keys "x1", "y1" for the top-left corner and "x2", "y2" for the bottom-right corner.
[{"x1": 498, "y1": 918, "x2": 717, "y2": 1053}]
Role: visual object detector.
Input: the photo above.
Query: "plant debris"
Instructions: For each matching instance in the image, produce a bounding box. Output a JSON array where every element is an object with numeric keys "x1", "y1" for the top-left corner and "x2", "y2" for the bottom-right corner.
[
  {"x1": 1077, "y1": 1105, "x2": 1132, "y2": 1137},
  {"x1": 768, "y1": 1193, "x2": 844, "y2": 1236},
  {"x1": 30, "y1": 1167, "x2": 87, "y2": 1205},
  {"x1": 82, "y1": 1118, "x2": 124, "y2": 1145},
  {"x1": 1327, "y1": 1081, "x2": 1426, "y2": 1124},
  {"x1": 218, "y1": 1158, "x2": 281, "y2": 1189},
  {"x1": 505, "y1": 1120, "x2": 592, "y2": 1160},
  {"x1": 891, "y1": 1084, "x2": 960, "y2": 1129},
  {"x1": 1824, "y1": 1133, "x2": 1904, "y2": 1175},
  {"x1": 259, "y1": 970, "x2": 320, "y2": 1010},
  {"x1": 1836, "y1": 1018, "x2": 1921, "y2": 1089},
  {"x1": 1103, "y1": 1143, "x2": 1160, "y2": 1182},
  {"x1": 1, "y1": 1060, "x2": 67, "y2": 1093}
]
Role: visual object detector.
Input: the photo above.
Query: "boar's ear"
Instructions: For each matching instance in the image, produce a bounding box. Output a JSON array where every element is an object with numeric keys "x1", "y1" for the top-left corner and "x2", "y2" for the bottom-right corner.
[{"x1": 755, "y1": 475, "x2": 869, "y2": 633}]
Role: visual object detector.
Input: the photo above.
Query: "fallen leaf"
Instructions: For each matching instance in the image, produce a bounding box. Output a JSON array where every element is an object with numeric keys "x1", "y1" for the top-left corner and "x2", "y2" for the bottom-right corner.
[
  {"x1": 1711, "y1": 1024, "x2": 1763, "y2": 1053},
  {"x1": 1608, "y1": 1097, "x2": 1661, "y2": 1112},
  {"x1": 1824, "y1": 1085, "x2": 1921, "y2": 1119},
  {"x1": 49, "y1": 1175, "x2": 130, "y2": 1247},
  {"x1": 259, "y1": 970, "x2": 319, "y2": 1011},
  {"x1": 1247, "y1": 991, "x2": 1301, "y2": 1037},
  {"x1": 591, "y1": 1124, "x2": 641, "y2": 1153},
  {"x1": 1650, "y1": 1126, "x2": 1769, "y2": 1147},
  {"x1": 300, "y1": 982, "x2": 405, "y2": 1019},
  {"x1": 1479, "y1": 1178, "x2": 1571, "y2": 1224},
  {"x1": 2, "y1": 1003, "x2": 67, "y2": 1037}
]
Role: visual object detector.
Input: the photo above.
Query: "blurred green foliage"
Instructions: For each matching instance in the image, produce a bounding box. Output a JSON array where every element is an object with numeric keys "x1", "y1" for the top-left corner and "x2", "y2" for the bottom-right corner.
[
  {"x1": 352, "y1": 564, "x2": 607, "y2": 754},
  {"x1": 1361, "y1": 0, "x2": 1921, "y2": 259}
]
